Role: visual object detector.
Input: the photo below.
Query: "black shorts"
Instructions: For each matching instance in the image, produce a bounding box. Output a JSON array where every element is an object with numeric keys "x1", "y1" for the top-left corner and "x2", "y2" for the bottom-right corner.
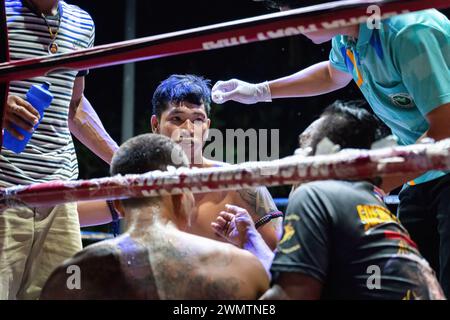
[{"x1": 398, "y1": 173, "x2": 450, "y2": 298}]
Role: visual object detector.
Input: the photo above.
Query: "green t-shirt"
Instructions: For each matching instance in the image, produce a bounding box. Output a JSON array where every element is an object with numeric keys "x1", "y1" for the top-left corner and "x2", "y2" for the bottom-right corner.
[{"x1": 329, "y1": 9, "x2": 450, "y2": 184}]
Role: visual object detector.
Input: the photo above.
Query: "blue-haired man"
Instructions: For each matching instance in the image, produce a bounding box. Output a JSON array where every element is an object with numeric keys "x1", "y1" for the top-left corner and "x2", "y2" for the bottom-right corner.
[{"x1": 151, "y1": 74, "x2": 283, "y2": 250}]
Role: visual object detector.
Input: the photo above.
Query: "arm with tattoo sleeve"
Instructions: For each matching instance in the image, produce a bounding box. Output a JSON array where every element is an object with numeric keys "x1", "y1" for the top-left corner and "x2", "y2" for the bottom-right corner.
[{"x1": 237, "y1": 187, "x2": 283, "y2": 250}]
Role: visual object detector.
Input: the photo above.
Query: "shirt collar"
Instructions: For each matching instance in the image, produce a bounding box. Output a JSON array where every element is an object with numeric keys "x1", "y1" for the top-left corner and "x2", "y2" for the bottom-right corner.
[
  {"x1": 356, "y1": 23, "x2": 374, "y2": 48},
  {"x1": 339, "y1": 23, "x2": 373, "y2": 48}
]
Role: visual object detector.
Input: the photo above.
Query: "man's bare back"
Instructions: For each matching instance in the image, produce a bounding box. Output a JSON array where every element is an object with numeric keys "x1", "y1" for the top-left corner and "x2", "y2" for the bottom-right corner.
[{"x1": 41, "y1": 226, "x2": 268, "y2": 300}]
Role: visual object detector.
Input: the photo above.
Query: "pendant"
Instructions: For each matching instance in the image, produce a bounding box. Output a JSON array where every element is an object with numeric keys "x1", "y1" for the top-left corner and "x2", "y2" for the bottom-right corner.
[{"x1": 48, "y1": 41, "x2": 59, "y2": 54}]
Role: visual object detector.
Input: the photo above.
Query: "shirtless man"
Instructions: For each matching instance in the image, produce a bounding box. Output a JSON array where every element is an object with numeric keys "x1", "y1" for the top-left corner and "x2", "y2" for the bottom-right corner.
[
  {"x1": 40, "y1": 134, "x2": 269, "y2": 299},
  {"x1": 75, "y1": 75, "x2": 281, "y2": 249},
  {"x1": 150, "y1": 74, "x2": 282, "y2": 249}
]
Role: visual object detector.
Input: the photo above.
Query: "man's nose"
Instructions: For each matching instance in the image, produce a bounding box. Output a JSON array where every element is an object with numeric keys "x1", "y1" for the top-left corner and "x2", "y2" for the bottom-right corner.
[{"x1": 181, "y1": 119, "x2": 195, "y2": 133}]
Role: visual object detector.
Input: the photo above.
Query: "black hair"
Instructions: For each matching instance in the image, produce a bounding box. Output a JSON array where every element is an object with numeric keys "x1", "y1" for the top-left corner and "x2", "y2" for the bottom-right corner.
[
  {"x1": 310, "y1": 100, "x2": 390, "y2": 153},
  {"x1": 152, "y1": 74, "x2": 212, "y2": 119},
  {"x1": 111, "y1": 133, "x2": 188, "y2": 207}
]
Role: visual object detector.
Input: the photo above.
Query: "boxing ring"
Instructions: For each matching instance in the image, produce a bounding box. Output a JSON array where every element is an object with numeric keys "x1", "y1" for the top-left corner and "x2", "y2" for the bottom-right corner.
[{"x1": 1, "y1": 0, "x2": 450, "y2": 209}]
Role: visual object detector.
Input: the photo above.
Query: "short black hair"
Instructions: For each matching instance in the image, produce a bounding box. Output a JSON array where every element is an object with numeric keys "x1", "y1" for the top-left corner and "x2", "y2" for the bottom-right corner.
[
  {"x1": 152, "y1": 74, "x2": 212, "y2": 119},
  {"x1": 111, "y1": 133, "x2": 188, "y2": 207},
  {"x1": 310, "y1": 100, "x2": 390, "y2": 152}
]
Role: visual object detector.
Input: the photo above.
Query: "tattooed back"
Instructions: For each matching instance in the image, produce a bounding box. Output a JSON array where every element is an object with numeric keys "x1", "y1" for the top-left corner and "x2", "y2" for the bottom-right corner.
[{"x1": 40, "y1": 229, "x2": 269, "y2": 300}]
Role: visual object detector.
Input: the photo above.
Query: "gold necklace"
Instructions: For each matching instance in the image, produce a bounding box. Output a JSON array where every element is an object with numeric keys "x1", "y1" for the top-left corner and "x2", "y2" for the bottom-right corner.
[
  {"x1": 41, "y1": 11, "x2": 61, "y2": 54},
  {"x1": 23, "y1": 0, "x2": 62, "y2": 54}
]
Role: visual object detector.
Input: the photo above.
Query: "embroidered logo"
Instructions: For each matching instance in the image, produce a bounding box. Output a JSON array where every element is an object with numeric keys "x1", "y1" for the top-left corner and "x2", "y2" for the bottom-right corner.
[
  {"x1": 71, "y1": 40, "x2": 85, "y2": 50},
  {"x1": 390, "y1": 93, "x2": 415, "y2": 108},
  {"x1": 279, "y1": 215, "x2": 301, "y2": 254}
]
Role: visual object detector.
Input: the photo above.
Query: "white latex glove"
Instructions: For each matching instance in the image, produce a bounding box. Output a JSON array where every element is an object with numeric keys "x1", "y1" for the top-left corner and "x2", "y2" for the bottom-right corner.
[{"x1": 211, "y1": 79, "x2": 272, "y2": 104}]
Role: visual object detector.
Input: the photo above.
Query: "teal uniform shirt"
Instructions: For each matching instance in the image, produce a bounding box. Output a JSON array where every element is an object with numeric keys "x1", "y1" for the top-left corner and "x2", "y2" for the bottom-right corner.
[{"x1": 329, "y1": 9, "x2": 450, "y2": 185}]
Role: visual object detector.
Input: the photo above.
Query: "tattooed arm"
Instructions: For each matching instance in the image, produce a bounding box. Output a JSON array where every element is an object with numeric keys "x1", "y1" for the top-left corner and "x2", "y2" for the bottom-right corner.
[{"x1": 236, "y1": 187, "x2": 283, "y2": 250}]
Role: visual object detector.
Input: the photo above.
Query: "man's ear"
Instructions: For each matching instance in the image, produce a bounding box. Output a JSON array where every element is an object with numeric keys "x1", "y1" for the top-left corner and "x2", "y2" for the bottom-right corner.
[
  {"x1": 171, "y1": 194, "x2": 189, "y2": 229},
  {"x1": 171, "y1": 194, "x2": 183, "y2": 217},
  {"x1": 113, "y1": 200, "x2": 125, "y2": 219},
  {"x1": 151, "y1": 115, "x2": 160, "y2": 133}
]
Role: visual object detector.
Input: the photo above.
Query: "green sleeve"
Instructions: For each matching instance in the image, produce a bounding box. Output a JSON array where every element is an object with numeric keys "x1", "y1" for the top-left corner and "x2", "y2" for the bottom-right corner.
[
  {"x1": 329, "y1": 36, "x2": 350, "y2": 73},
  {"x1": 393, "y1": 24, "x2": 450, "y2": 115}
]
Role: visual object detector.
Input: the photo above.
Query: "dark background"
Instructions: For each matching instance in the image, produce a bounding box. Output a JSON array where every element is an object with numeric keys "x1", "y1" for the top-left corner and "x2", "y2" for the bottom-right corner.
[
  {"x1": 69, "y1": 1, "x2": 449, "y2": 205},
  {"x1": 72, "y1": 0, "x2": 364, "y2": 183}
]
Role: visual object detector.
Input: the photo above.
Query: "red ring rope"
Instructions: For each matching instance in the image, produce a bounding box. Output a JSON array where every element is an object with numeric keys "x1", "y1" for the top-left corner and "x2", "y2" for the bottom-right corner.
[
  {"x1": 1, "y1": 0, "x2": 449, "y2": 149},
  {"x1": 0, "y1": 0, "x2": 449, "y2": 83},
  {"x1": 1, "y1": 139, "x2": 450, "y2": 208},
  {"x1": 1, "y1": 0, "x2": 450, "y2": 208}
]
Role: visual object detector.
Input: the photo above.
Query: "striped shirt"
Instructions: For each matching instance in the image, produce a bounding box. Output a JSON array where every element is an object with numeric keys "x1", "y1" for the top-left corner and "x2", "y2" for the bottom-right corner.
[{"x1": 1, "y1": 0, "x2": 95, "y2": 187}]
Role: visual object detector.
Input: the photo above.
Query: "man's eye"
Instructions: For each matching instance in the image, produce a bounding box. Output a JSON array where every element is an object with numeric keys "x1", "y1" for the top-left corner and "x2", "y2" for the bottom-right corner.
[
  {"x1": 171, "y1": 117, "x2": 182, "y2": 122},
  {"x1": 195, "y1": 118, "x2": 205, "y2": 123}
]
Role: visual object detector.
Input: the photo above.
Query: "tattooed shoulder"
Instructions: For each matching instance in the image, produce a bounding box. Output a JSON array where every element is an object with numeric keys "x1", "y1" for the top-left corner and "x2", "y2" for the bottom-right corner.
[
  {"x1": 237, "y1": 187, "x2": 283, "y2": 235},
  {"x1": 237, "y1": 187, "x2": 276, "y2": 217},
  {"x1": 152, "y1": 242, "x2": 244, "y2": 299}
]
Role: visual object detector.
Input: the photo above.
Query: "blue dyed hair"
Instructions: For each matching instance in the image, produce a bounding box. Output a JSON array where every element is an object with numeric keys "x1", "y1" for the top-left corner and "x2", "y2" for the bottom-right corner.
[{"x1": 152, "y1": 74, "x2": 212, "y2": 119}]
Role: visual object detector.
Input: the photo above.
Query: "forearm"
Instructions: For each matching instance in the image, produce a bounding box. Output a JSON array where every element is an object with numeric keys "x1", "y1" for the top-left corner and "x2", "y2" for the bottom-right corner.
[
  {"x1": 269, "y1": 61, "x2": 351, "y2": 99},
  {"x1": 418, "y1": 129, "x2": 450, "y2": 144},
  {"x1": 69, "y1": 96, "x2": 119, "y2": 164},
  {"x1": 78, "y1": 200, "x2": 116, "y2": 227},
  {"x1": 418, "y1": 103, "x2": 450, "y2": 143},
  {"x1": 257, "y1": 221, "x2": 282, "y2": 251},
  {"x1": 379, "y1": 130, "x2": 449, "y2": 192},
  {"x1": 237, "y1": 188, "x2": 282, "y2": 250},
  {"x1": 242, "y1": 228, "x2": 275, "y2": 279},
  {"x1": 381, "y1": 105, "x2": 450, "y2": 190},
  {"x1": 380, "y1": 172, "x2": 426, "y2": 192}
]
